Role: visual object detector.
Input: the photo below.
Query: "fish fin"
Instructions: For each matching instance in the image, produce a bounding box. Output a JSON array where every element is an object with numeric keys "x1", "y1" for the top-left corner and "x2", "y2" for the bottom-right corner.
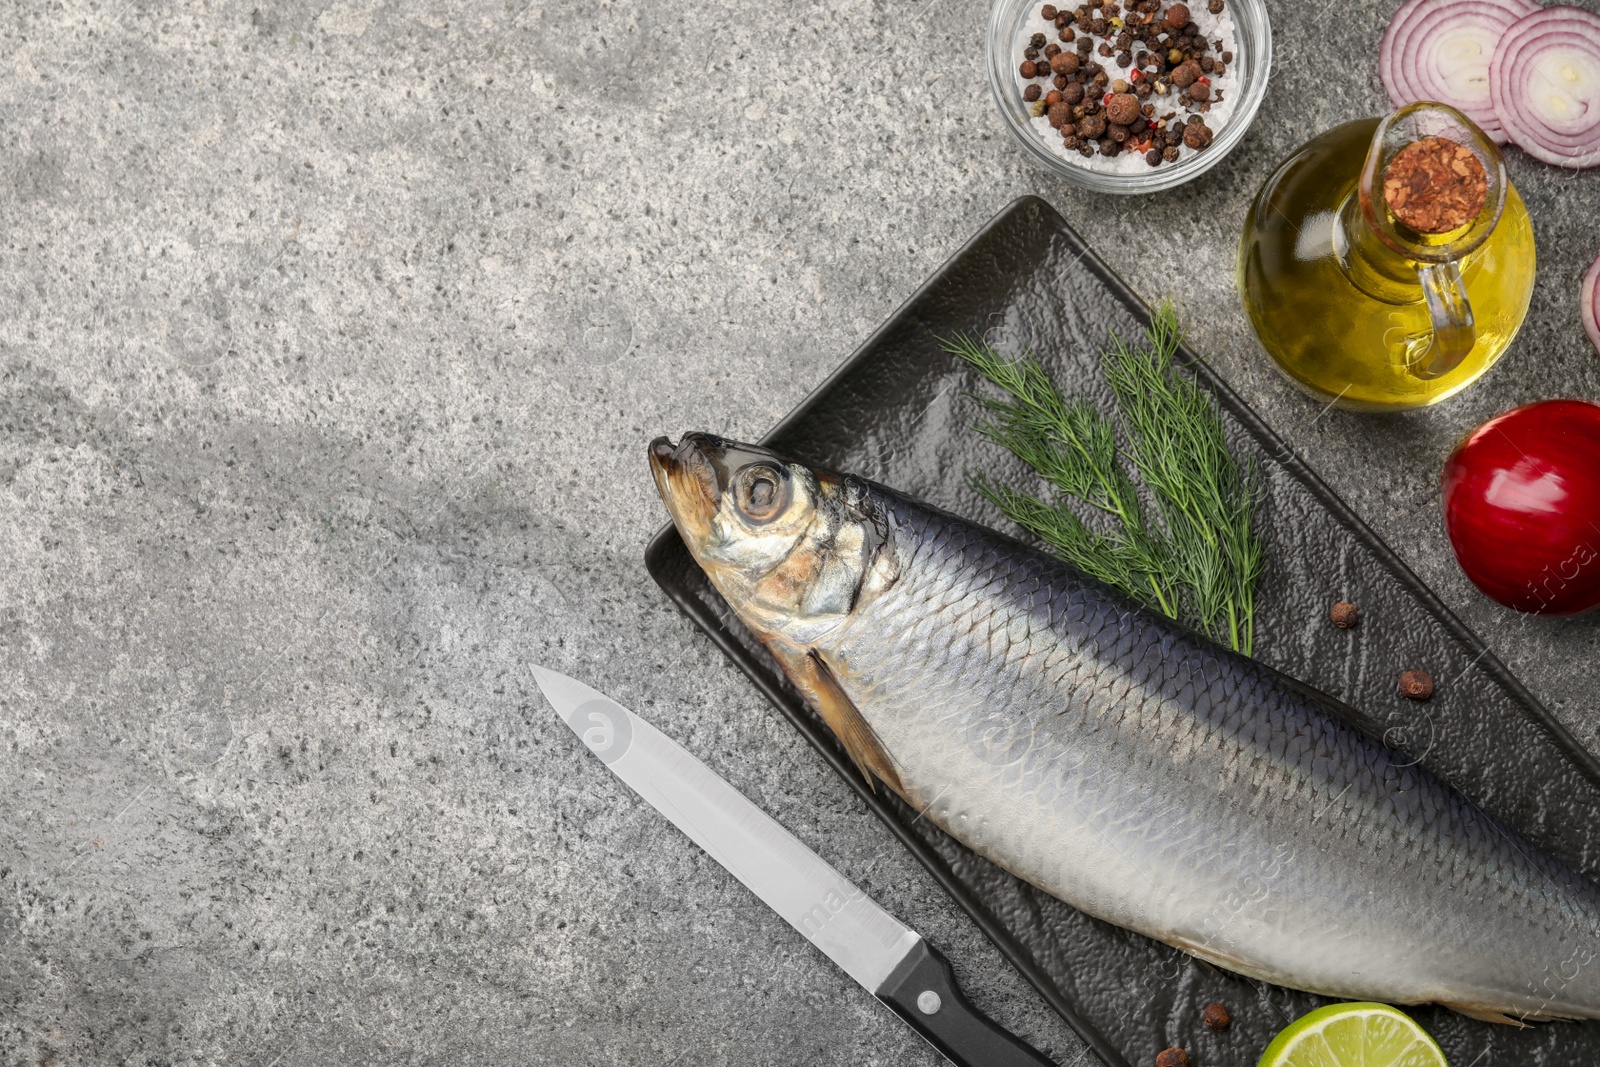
[
  {"x1": 1164, "y1": 934, "x2": 1258, "y2": 976},
  {"x1": 1438, "y1": 1003, "x2": 1570, "y2": 1026},
  {"x1": 765, "y1": 640, "x2": 903, "y2": 797},
  {"x1": 804, "y1": 651, "x2": 904, "y2": 797}
]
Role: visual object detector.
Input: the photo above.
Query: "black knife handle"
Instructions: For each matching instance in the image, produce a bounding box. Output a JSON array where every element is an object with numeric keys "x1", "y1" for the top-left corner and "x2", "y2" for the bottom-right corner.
[{"x1": 876, "y1": 940, "x2": 1057, "y2": 1067}]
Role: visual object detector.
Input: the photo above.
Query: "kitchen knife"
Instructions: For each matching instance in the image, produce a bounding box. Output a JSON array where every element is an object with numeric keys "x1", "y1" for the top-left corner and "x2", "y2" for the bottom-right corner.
[{"x1": 532, "y1": 665, "x2": 1057, "y2": 1067}]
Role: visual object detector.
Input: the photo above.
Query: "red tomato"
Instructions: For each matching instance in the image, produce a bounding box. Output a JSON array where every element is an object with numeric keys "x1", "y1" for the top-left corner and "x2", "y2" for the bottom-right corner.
[{"x1": 1441, "y1": 399, "x2": 1600, "y2": 616}]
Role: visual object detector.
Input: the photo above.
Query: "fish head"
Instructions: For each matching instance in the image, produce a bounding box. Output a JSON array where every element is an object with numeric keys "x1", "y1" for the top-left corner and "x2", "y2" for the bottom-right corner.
[{"x1": 649, "y1": 433, "x2": 893, "y2": 643}]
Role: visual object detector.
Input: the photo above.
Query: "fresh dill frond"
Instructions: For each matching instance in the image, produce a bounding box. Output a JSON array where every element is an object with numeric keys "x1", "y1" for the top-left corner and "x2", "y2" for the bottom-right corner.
[{"x1": 942, "y1": 305, "x2": 1265, "y2": 655}]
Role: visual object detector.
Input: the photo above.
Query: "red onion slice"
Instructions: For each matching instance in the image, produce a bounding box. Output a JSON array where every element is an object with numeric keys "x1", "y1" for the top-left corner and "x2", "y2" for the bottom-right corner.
[
  {"x1": 1583, "y1": 252, "x2": 1600, "y2": 356},
  {"x1": 1490, "y1": 5, "x2": 1600, "y2": 167},
  {"x1": 1380, "y1": 0, "x2": 1538, "y2": 145}
]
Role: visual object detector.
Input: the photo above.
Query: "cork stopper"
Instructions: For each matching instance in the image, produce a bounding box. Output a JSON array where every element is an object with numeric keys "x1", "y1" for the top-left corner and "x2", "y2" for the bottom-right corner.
[{"x1": 1381, "y1": 136, "x2": 1488, "y2": 234}]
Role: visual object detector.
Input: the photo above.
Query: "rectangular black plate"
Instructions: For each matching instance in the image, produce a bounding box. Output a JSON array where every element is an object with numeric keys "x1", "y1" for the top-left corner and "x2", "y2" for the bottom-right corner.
[{"x1": 644, "y1": 195, "x2": 1600, "y2": 1067}]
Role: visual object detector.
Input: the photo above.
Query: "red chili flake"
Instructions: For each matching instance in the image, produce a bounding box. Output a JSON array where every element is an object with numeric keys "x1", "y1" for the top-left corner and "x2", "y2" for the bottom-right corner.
[
  {"x1": 1104, "y1": 92, "x2": 1114, "y2": 105},
  {"x1": 1131, "y1": 69, "x2": 1144, "y2": 82},
  {"x1": 1197, "y1": 75, "x2": 1210, "y2": 84}
]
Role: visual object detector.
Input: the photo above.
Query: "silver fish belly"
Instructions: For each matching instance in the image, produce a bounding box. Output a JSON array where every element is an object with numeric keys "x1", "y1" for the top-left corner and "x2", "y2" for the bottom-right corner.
[{"x1": 822, "y1": 490, "x2": 1600, "y2": 1021}]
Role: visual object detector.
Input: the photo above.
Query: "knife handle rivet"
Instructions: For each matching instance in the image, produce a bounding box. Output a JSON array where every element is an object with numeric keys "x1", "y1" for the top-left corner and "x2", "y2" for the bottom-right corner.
[{"x1": 916, "y1": 990, "x2": 942, "y2": 1015}]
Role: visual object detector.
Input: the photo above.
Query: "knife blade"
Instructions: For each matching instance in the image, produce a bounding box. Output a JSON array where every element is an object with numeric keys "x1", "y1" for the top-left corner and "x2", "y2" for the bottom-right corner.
[{"x1": 533, "y1": 664, "x2": 1058, "y2": 1067}]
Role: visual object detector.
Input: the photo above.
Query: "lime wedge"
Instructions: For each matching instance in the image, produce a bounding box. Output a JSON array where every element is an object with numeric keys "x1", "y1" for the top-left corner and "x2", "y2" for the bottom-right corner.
[{"x1": 1258, "y1": 1003, "x2": 1448, "y2": 1067}]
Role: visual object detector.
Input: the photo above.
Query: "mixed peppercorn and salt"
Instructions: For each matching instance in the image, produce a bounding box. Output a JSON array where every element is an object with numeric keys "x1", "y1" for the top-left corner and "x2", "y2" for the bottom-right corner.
[{"x1": 1014, "y1": 0, "x2": 1237, "y2": 172}]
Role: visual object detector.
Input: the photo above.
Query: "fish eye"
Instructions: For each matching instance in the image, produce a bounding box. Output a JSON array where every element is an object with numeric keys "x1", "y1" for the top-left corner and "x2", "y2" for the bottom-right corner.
[{"x1": 734, "y1": 464, "x2": 789, "y2": 524}]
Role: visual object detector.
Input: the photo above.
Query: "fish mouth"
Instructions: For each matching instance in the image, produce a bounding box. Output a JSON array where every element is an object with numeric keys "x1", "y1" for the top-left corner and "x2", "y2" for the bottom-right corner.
[{"x1": 649, "y1": 433, "x2": 725, "y2": 543}]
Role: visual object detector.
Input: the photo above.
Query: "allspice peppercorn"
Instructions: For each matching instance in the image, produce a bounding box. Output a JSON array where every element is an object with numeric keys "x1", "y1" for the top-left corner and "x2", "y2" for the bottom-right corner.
[
  {"x1": 1330, "y1": 601, "x2": 1359, "y2": 628},
  {"x1": 1106, "y1": 92, "x2": 1142, "y2": 125},
  {"x1": 1156, "y1": 1049, "x2": 1190, "y2": 1067},
  {"x1": 1050, "y1": 50, "x2": 1081, "y2": 75},
  {"x1": 1400, "y1": 669, "x2": 1435, "y2": 701},
  {"x1": 1203, "y1": 1002, "x2": 1231, "y2": 1032},
  {"x1": 1182, "y1": 121, "x2": 1213, "y2": 149}
]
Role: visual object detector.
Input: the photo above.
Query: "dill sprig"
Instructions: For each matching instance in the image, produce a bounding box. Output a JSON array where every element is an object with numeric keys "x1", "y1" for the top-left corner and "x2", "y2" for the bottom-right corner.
[{"x1": 941, "y1": 304, "x2": 1264, "y2": 655}]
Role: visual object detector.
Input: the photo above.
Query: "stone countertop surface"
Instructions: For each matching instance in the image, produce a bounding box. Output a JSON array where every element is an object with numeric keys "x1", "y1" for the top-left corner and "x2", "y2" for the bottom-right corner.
[{"x1": 2, "y1": 1, "x2": 1598, "y2": 1064}]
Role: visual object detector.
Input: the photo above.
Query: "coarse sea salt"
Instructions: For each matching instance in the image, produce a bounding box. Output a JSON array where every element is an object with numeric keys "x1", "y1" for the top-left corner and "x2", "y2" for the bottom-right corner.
[{"x1": 1014, "y1": 1, "x2": 1238, "y2": 175}]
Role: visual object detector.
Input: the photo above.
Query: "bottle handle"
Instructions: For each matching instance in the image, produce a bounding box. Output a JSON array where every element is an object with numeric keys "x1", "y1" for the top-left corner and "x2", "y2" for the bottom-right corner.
[{"x1": 1412, "y1": 260, "x2": 1476, "y2": 380}]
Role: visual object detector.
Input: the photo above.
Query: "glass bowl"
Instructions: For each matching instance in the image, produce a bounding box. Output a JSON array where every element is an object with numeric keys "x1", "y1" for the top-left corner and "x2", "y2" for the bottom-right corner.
[{"x1": 985, "y1": 0, "x2": 1272, "y2": 194}]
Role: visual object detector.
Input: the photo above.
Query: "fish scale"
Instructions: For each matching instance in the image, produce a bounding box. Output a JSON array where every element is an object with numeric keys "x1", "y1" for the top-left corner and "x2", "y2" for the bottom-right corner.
[{"x1": 822, "y1": 489, "x2": 1600, "y2": 1019}]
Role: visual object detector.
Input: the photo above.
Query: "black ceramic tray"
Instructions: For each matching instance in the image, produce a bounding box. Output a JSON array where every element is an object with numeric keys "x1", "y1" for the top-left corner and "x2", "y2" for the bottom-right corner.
[{"x1": 643, "y1": 196, "x2": 1600, "y2": 1067}]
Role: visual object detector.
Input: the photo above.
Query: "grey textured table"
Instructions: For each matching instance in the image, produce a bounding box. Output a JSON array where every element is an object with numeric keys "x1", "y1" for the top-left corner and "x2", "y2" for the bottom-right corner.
[{"x1": 2, "y1": 2, "x2": 1598, "y2": 1065}]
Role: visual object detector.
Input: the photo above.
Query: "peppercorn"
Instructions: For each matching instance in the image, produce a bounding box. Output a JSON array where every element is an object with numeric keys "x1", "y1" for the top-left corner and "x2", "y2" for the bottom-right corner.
[
  {"x1": 1078, "y1": 142, "x2": 1095, "y2": 157},
  {"x1": 1077, "y1": 35, "x2": 1094, "y2": 52},
  {"x1": 1063, "y1": 133, "x2": 1082, "y2": 149},
  {"x1": 1200, "y1": 55, "x2": 1214, "y2": 72},
  {"x1": 1400, "y1": 670, "x2": 1434, "y2": 701},
  {"x1": 1054, "y1": 73, "x2": 1070, "y2": 88},
  {"x1": 1023, "y1": 83, "x2": 1043, "y2": 102},
  {"x1": 1115, "y1": 50, "x2": 1132, "y2": 66},
  {"x1": 1221, "y1": 49, "x2": 1233, "y2": 62},
  {"x1": 1089, "y1": 16, "x2": 1108, "y2": 33},
  {"x1": 1099, "y1": 137, "x2": 1119, "y2": 155},
  {"x1": 1020, "y1": 60, "x2": 1040, "y2": 78},
  {"x1": 1099, "y1": 41, "x2": 1113, "y2": 56},
  {"x1": 1044, "y1": 89, "x2": 1063, "y2": 105},
  {"x1": 1048, "y1": 101, "x2": 1073, "y2": 127},
  {"x1": 1050, "y1": 50, "x2": 1080, "y2": 74},
  {"x1": 1213, "y1": 61, "x2": 1226, "y2": 75},
  {"x1": 1041, "y1": 3, "x2": 1058, "y2": 16},
  {"x1": 1025, "y1": 46, "x2": 1041, "y2": 61},
  {"x1": 1163, "y1": 144, "x2": 1180, "y2": 161},
  {"x1": 1167, "y1": 47, "x2": 1184, "y2": 64},
  {"x1": 1330, "y1": 601, "x2": 1359, "y2": 628},
  {"x1": 1045, "y1": 41, "x2": 1063, "y2": 57},
  {"x1": 1208, "y1": 0, "x2": 1224, "y2": 10},
  {"x1": 1031, "y1": 32, "x2": 1048, "y2": 47},
  {"x1": 1146, "y1": 147, "x2": 1162, "y2": 165},
  {"x1": 1130, "y1": 116, "x2": 1148, "y2": 133},
  {"x1": 1060, "y1": 26, "x2": 1075, "y2": 40},
  {"x1": 1174, "y1": 59, "x2": 1203, "y2": 87},
  {"x1": 1190, "y1": 80, "x2": 1210, "y2": 101},
  {"x1": 1078, "y1": 113, "x2": 1108, "y2": 138},
  {"x1": 1182, "y1": 121, "x2": 1213, "y2": 148},
  {"x1": 1203, "y1": 1002, "x2": 1232, "y2": 1032},
  {"x1": 1163, "y1": 2, "x2": 1190, "y2": 27},
  {"x1": 1105, "y1": 91, "x2": 1141, "y2": 124},
  {"x1": 1111, "y1": 77, "x2": 1130, "y2": 92},
  {"x1": 1156, "y1": 1049, "x2": 1190, "y2": 1067},
  {"x1": 1061, "y1": 81, "x2": 1085, "y2": 103},
  {"x1": 1061, "y1": 8, "x2": 1076, "y2": 23},
  {"x1": 1116, "y1": 30, "x2": 1133, "y2": 48}
]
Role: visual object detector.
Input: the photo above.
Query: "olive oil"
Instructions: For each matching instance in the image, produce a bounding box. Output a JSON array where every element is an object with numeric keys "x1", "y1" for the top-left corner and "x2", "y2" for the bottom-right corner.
[{"x1": 1238, "y1": 117, "x2": 1535, "y2": 412}]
